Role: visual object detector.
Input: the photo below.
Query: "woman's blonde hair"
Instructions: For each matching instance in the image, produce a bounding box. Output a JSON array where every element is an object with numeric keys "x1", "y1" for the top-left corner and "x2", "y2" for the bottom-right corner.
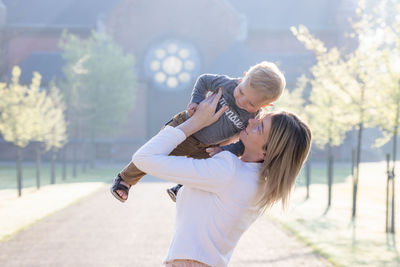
[{"x1": 258, "y1": 110, "x2": 312, "y2": 211}]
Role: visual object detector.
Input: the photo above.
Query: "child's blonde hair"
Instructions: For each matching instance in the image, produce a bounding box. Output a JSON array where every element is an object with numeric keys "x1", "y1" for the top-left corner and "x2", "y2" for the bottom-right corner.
[{"x1": 245, "y1": 61, "x2": 286, "y2": 102}]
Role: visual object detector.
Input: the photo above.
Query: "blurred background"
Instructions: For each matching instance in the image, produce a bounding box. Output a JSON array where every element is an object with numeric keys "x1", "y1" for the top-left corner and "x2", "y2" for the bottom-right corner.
[
  {"x1": 0, "y1": 0, "x2": 399, "y2": 266},
  {"x1": 0, "y1": 0, "x2": 363, "y2": 163}
]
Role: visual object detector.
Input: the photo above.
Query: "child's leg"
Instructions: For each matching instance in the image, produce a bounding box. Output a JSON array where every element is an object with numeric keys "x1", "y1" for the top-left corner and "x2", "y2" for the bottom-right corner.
[
  {"x1": 118, "y1": 111, "x2": 189, "y2": 185},
  {"x1": 119, "y1": 161, "x2": 146, "y2": 186},
  {"x1": 111, "y1": 110, "x2": 216, "y2": 202},
  {"x1": 111, "y1": 111, "x2": 188, "y2": 202},
  {"x1": 166, "y1": 184, "x2": 183, "y2": 202},
  {"x1": 110, "y1": 157, "x2": 147, "y2": 203}
]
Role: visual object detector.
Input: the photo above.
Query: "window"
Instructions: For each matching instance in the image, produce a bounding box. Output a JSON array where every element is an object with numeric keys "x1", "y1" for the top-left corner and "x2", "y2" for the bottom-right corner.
[{"x1": 144, "y1": 39, "x2": 200, "y2": 91}]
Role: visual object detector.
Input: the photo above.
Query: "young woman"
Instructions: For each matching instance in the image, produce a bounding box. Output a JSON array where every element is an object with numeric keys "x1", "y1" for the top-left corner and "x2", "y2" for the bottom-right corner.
[{"x1": 132, "y1": 89, "x2": 312, "y2": 267}]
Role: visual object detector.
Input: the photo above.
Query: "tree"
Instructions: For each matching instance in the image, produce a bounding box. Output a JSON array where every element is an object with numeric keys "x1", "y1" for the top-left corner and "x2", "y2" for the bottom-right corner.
[
  {"x1": 375, "y1": 50, "x2": 400, "y2": 235},
  {"x1": 0, "y1": 67, "x2": 37, "y2": 196},
  {"x1": 291, "y1": 26, "x2": 356, "y2": 210},
  {"x1": 44, "y1": 84, "x2": 68, "y2": 184},
  {"x1": 24, "y1": 71, "x2": 47, "y2": 189},
  {"x1": 0, "y1": 67, "x2": 67, "y2": 194},
  {"x1": 292, "y1": 11, "x2": 385, "y2": 217},
  {"x1": 20, "y1": 72, "x2": 68, "y2": 188},
  {"x1": 362, "y1": 0, "x2": 400, "y2": 233},
  {"x1": 343, "y1": 0, "x2": 395, "y2": 220},
  {"x1": 275, "y1": 74, "x2": 307, "y2": 116},
  {"x1": 59, "y1": 31, "x2": 136, "y2": 170},
  {"x1": 292, "y1": 26, "x2": 352, "y2": 209}
]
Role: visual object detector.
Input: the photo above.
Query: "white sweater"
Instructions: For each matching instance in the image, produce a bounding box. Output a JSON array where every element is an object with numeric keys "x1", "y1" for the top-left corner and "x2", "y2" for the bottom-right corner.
[{"x1": 132, "y1": 126, "x2": 264, "y2": 267}]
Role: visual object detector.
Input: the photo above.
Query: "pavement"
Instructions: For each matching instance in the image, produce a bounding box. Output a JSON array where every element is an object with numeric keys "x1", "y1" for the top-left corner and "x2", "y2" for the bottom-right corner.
[
  {"x1": 0, "y1": 182, "x2": 332, "y2": 267},
  {"x1": 0, "y1": 182, "x2": 105, "y2": 241}
]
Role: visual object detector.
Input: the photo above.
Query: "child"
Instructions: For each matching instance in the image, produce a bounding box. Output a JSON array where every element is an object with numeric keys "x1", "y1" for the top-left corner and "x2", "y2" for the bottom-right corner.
[{"x1": 110, "y1": 61, "x2": 286, "y2": 202}]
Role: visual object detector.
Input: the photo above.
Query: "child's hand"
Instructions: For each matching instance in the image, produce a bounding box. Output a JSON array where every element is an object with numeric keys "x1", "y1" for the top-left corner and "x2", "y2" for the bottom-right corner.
[
  {"x1": 206, "y1": 147, "x2": 223, "y2": 157},
  {"x1": 187, "y1": 102, "x2": 198, "y2": 117}
]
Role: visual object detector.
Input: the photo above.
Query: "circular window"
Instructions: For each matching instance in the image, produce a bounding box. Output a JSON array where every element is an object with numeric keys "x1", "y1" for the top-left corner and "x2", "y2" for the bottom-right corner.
[{"x1": 144, "y1": 39, "x2": 201, "y2": 91}]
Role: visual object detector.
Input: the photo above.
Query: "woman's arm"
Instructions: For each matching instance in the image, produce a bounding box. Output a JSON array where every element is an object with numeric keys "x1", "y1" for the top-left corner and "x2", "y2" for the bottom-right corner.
[
  {"x1": 132, "y1": 89, "x2": 232, "y2": 193},
  {"x1": 132, "y1": 126, "x2": 236, "y2": 193}
]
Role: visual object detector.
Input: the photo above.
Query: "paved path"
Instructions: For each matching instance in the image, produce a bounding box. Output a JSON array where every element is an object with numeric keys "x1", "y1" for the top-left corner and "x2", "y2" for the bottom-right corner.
[{"x1": 0, "y1": 183, "x2": 331, "y2": 267}]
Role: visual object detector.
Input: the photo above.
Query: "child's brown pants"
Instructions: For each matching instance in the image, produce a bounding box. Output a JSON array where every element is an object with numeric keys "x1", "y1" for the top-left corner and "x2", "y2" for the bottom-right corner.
[{"x1": 119, "y1": 111, "x2": 213, "y2": 186}]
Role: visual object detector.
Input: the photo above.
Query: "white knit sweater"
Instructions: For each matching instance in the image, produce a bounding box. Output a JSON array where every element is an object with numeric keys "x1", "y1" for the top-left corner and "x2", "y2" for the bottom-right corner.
[{"x1": 132, "y1": 126, "x2": 264, "y2": 267}]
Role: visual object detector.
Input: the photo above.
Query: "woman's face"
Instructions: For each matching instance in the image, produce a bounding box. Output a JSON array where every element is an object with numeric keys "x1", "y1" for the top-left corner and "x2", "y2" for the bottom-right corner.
[{"x1": 239, "y1": 114, "x2": 272, "y2": 157}]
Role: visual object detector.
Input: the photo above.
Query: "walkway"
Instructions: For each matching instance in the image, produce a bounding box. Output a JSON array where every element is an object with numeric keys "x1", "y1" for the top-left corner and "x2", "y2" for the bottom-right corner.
[{"x1": 0, "y1": 183, "x2": 331, "y2": 266}]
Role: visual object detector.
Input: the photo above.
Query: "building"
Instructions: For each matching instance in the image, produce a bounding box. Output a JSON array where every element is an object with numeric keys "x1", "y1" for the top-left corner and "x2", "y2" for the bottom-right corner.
[{"x1": 0, "y1": 0, "x2": 364, "y2": 162}]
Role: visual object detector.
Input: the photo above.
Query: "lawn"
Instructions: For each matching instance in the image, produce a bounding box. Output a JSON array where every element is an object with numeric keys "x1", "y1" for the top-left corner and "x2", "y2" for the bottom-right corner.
[
  {"x1": 0, "y1": 161, "x2": 163, "y2": 191},
  {"x1": 270, "y1": 161, "x2": 400, "y2": 267},
  {"x1": 297, "y1": 161, "x2": 352, "y2": 186}
]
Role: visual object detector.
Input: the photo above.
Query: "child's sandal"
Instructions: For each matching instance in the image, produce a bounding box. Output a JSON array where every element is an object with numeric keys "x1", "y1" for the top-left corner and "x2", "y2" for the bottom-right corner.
[{"x1": 110, "y1": 174, "x2": 130, "y2": 203}]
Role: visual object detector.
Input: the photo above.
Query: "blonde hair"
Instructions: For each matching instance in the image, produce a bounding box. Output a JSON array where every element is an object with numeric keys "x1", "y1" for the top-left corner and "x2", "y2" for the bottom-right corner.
[
  {"x1": 258, "y1": 110, "x2": 312, "y2": 211},
  {"x1": 245, "y1": 61, "x2": 286, "y2": 102}
]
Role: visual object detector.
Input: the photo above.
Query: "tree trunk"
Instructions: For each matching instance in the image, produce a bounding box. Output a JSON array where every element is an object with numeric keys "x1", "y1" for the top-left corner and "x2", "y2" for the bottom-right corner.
[
  {"x1": 389, "y1": 101, "x2": 398, "y2": 233},
  {"x1": 73, "y1": 142, "x2": 77, "y2": 177},
  {"x1": 393, "y1": 116, "x2": 399, "y2": 165},
  {"x1": 82, "y1": 140, "x2": 87, "y2": 173},
  {"x1": 327, "y1": 144, "x2": 333, "y2": 208},
  {"x1": 35, "y1": 144, "x2": 41, "y2": 189},
  {"x1": 351, "y1": 149, "x2": 355, "y2": 176},
  {"x1": 62, "y1": 146, "x2": 67, "y2": 181},
  {"x1": 306, "y1": 161, "x2": 311, "y2": 199},
  {"x1": 386, "y1": 154, "x2": 391, "y2": 233},
  {"x1": 50, "y1": 149, "x2": 56, "y2": 184},
  {"x1": 72, "y1": 122, "x2": 79, "y2": 178},
  {"x1": 391, "y1": 168, "x2": 395, "y2": 234},
  {"x1": 89, "y1": 131, "x2": 95, "y2": 169},
  {"x1": 386, "y1": 154, "x2": 389, "y2": 232},
  {"x1": 16, "y1": 146, "x2": 23, "y2": 197},
  {"x1": 352, "y1": 122, "x2": 363, "y2": 219}
]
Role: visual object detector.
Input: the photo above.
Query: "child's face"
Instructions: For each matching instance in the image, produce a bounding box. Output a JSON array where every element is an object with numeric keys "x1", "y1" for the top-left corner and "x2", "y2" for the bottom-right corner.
[{"x1": 233, "y1": 79, "x2": 272, "y2": 113}]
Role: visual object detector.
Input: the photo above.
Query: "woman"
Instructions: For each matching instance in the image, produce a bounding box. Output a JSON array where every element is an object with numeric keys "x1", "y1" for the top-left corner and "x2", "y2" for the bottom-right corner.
[{"x1": 132, "y1": 89, "x2": 312, "y2": 267}]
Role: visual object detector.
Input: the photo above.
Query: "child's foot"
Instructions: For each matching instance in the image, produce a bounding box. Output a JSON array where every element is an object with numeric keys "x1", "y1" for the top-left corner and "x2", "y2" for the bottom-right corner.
[
  {"x1": 166, "y1": 184, "x2": 183, "y2": 202},
  {"x1": 110, "y1": 174, "x2": 131, "y2": 202}
]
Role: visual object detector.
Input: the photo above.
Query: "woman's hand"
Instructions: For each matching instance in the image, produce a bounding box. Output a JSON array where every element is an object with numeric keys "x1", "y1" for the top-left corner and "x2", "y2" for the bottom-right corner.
[
  {"x1": 187, "y1": 102, "x2": 198, "y2": 117},
  {"x1": 177, "y1": 88, "x2": 229, "y2": 137},
  {"x1": 191, "y1": 88, "x2": 229, "y2": 127}
]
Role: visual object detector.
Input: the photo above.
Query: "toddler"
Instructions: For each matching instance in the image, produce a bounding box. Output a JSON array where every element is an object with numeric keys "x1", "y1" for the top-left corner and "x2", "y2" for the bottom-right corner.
[{"x1": 110, "y1": 61, "x2": 286, "y2": 202}]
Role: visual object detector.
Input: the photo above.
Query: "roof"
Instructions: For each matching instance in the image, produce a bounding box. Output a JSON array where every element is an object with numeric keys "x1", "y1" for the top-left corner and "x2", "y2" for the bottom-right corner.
[
  {"x1": 3, "y1": 0, "x2": 355, "y2": 31},
  {"x1": 18, "y1": 52, "x2": 65, "y2": 84},
  {"x1": 228, "y1": 0, "x2": 350, "y2": 31},
  {"x1": 3, "y1": 0, "x2": 122, "y2": 28}
]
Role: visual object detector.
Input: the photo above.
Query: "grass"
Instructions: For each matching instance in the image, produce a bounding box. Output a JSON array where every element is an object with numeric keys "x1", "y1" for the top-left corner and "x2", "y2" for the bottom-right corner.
[
  {"x1": 0, "y1": 161, "x2": 163, "y2": 191},
  {"x1": 297, "y1": 161, "x2": 352, "y2": 186},
  {"x1": 0, "y1": 164, "x2": 111, "y2": 189},
  {"x1": 270, "y1": 161, "x2": 400, "y2": 267}
]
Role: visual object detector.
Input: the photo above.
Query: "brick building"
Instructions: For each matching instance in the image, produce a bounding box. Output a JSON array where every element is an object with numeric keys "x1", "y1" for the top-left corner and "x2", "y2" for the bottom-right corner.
[{"x1": 0, "y1": 0, "x2": 367, "y2": 162}]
